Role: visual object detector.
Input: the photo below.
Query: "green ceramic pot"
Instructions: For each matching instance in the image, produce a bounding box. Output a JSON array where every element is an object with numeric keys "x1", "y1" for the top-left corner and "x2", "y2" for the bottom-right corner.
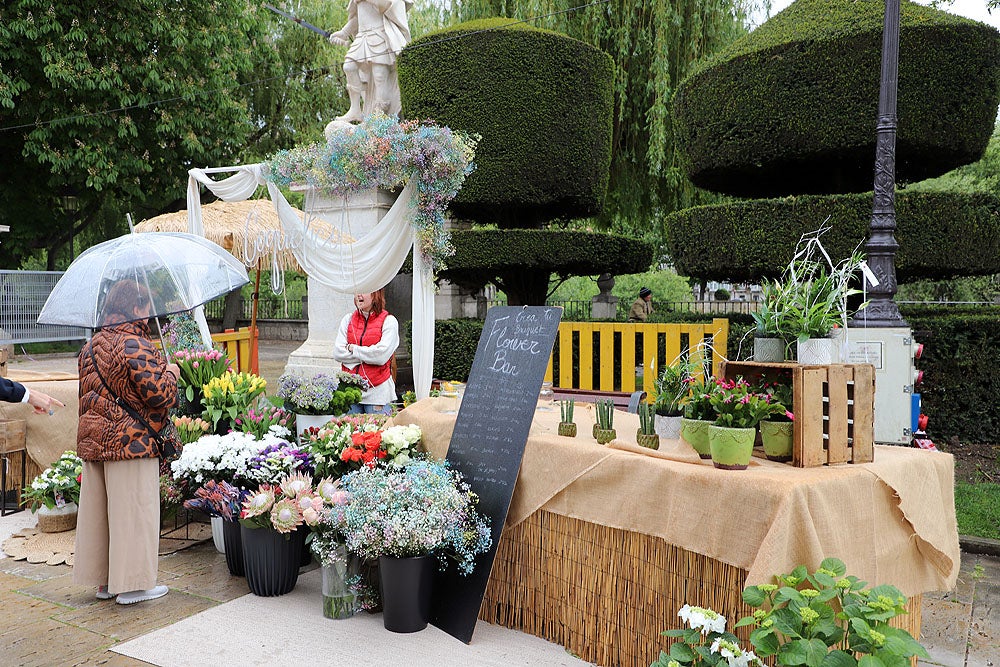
[
  {"x1": 760, "y1": 420, "x2": 794, "y2": 462},
  {"x1": 680, "y1": 417, "x2": 713, "y2": 459},
  {"x1": 708, "y1": 425, "x2": 756, "y2": 470}
]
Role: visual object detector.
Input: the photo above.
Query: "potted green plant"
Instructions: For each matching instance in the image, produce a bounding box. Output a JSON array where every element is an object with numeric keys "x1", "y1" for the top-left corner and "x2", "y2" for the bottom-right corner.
[
  {"x1": 751, "y1": 279, "x2": 788, "y2": 362},
  {"x1": 652, "y1": 355, "x2": 695, "y2": 439},
  {"x1": 327, "y1": 458, "x2": 492, "y2": 633},
  {"x1": 707, "y1": 377, "x2": 776, "y2": 470},
  {"x1": 636, "y1": 403, "x2": 659, "y2": 449},
  {"x1": 558, "y1": 399, "x2": 577, "y2": 437},
  {"x1": 680, "y1": 376, "x2": 717, "y2": 459},
  {"x1": 776, "y1": 233, "x2": 867, "y2": 364},
  {"x1": 22, "y1": 450, "x2": 83, "y2": 533},
  {"x1": 594, "y1": 398, "x2": 617, "y2": 445},
  {"x1": 758, "y1": 380, "x2": 795, "y2": 462}
]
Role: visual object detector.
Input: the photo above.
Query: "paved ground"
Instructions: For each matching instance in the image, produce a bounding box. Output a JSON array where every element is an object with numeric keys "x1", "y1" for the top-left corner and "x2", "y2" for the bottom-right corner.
[{"x1": 2, "y1": 343, "x2": 997, "y2": 666}]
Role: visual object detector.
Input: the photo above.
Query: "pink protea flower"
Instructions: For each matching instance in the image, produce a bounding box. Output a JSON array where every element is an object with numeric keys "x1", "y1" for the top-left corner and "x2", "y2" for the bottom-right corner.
[
  {"x1": 280, "y1": 472, "x2": 312, "y2": 499},
  {"x1": 270, "y1": 498, "x2": 302, "y2": 533},
  {"x1": 242, "y1": 486, "x2": 275, "y2": 518}
]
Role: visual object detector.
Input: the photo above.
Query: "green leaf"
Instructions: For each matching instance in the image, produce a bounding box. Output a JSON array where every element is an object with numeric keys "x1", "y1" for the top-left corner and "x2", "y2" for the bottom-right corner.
[
  {"x1": 750, "y1": 627, "x2": 779, "y2": 656},
  {"x1": 185, "y1": 385, "x2": 195, "y2": 402},
  {"x1": 772, "y1": 606, "x2": 805, "y2": 638},
  {"x1": 743, "y1": 585, "x2": 767, "y2": 607},
  {"x1": 662, "y1": 629, "x2": 687, "y2": 637},
  {"x1": 735, "y1": 616, "x2": 756, "y2": 628},
  {"x1": 821, "y1": 650, "x2": 858, "y2": 667},
  {"x1": 820, "y1": 558, "x2": 847, "y2": 577},
  {"x1": 776, "y1": 586, "x2": 806, "y2": 605},
  {"x1": 669, "y1": 642, "x2": 695, "y2": 661},
  {"x1": 857, "y1": 656, "x2": 886, "y2": 667},
  {"x1": 778, "y1": 638, "x2": 828, "y2": 666}
]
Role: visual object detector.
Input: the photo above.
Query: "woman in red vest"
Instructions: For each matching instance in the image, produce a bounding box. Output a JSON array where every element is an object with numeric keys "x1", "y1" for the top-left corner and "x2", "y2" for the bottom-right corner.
[{"x1": 333, "y1": 289, "x2": 399, "y2": 415}]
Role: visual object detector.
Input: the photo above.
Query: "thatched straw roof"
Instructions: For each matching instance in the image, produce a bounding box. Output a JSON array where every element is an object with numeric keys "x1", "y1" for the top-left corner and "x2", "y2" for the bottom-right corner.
[{"x1": 135, "y1": 199, "x2": 351, "y2": 273}]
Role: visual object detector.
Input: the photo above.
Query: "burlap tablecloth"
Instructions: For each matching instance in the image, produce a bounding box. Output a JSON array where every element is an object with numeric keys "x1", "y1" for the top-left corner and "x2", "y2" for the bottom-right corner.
[
  {"x1": 396, "y1": 397, "x2": 960, "y2": 596},
  {"x1": 2, "y1": 371, "x2": 80, "y2": 470}
]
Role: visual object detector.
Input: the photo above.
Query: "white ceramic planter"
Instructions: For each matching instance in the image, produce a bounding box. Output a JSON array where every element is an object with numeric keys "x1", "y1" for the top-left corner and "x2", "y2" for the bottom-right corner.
[
  {"x1": 753, "y1": 337, "x2": 785, "y2": 362},
  {"x1": 797, "y1": 338, "x2": 834, "y2": 365},
  {"x1": 654, "y1": 414, "x2": 682, "y2": 440},
  {"x1": 296, "y1": 414, "x2": 335, "y2": 443},
  {"x1": 211, "y1": 515, "x2": 226, "y2": 554}
]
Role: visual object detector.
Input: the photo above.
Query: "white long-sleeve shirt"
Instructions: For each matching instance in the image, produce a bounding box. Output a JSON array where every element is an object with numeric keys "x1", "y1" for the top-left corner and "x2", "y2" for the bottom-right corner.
[{"x1": 332, "y1": 311, "x2": 399, "y2": 406}]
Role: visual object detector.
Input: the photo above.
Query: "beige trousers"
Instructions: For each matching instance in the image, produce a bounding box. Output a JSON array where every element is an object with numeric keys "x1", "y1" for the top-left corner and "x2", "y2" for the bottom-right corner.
[{"x1": 73, "y1": 458, "x2": 160, "y2": 595}]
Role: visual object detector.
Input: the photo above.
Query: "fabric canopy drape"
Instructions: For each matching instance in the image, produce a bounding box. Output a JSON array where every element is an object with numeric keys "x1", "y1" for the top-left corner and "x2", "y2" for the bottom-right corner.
[{"x1": 186, "y1": 165, "x2": 435, "y2": 399}]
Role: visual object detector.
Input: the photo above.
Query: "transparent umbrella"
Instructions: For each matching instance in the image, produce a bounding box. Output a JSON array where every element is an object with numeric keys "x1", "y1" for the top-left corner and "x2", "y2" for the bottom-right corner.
[{"x1": 37, "y1": 231, "x2": 249, "y2": 329}]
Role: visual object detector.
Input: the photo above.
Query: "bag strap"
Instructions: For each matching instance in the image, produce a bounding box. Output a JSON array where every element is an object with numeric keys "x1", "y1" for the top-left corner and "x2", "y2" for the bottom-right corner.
[{"x1": 87, "y1": 343, "x2": 167, "y2": 450}]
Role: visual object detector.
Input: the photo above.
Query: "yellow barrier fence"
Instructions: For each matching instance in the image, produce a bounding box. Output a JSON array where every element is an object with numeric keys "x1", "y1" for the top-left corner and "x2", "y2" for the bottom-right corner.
[
  {"x1": 543, "y1": 319, "x2": 729, "y2": 396},
  {"x1": 211, "y1": 326, "x2": 257, "y2": 375}
]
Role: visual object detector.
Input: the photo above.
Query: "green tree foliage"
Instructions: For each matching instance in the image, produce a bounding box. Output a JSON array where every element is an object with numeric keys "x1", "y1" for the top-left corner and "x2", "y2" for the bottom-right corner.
[
  {"x1": 671, "y1": 0, "x2": 1000, "y2": 197},
  {"x1": 448, "y1": 0, "x2": 753, "y2": 234},
  {"x1": 0, "y1": 0, "x2": 263, "y2": 269}
]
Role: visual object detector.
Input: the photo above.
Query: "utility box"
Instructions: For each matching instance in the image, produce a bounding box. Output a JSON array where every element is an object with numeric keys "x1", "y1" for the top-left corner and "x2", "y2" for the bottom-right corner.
[{"x1": 844, "y1": 327, "x2": 922, "y2": 445}]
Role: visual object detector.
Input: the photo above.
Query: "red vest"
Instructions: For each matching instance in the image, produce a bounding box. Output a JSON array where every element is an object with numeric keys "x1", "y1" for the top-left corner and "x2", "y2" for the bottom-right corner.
[{"x1": 343, "y1": 309, "x2": 392, "y2": 387}]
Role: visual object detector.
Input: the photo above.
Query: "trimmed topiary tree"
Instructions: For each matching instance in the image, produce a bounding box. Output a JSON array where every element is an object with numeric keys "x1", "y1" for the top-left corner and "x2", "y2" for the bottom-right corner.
[
  {"x1": 440, "y1": 229, "x2": 655, "y2": 305},
  {"x1": 666, "y1": 190, "x2": 1000, "y2": 283},
  {"x1": 671, "y1": 0, "x2": 1000, "y2": 198},
  {"x1": 399, "y1": 19, "x2": 614, "y2": 227},
  {"x1": 397, "y1": 19, "x2": 654, "y2": 304}
]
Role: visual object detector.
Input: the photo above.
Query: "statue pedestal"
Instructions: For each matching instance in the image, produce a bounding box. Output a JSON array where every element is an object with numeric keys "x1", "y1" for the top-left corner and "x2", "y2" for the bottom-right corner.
[{"x1": 284, "y1": 188, "x2": 400, "y2": 379}]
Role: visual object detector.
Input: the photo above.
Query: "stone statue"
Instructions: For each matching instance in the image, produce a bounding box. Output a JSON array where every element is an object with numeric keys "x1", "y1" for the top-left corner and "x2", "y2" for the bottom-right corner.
[{"x1": 328, "y1": 0, "x2": 412, "y2": 124}]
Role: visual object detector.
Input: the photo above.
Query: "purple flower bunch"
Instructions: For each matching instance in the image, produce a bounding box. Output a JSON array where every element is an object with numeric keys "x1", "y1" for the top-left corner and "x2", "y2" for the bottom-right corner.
[
  {"x1": 235, "y1": 405, "x2": 293, "y2": 440},
  {"x1": 246, "y1": 441, "x2": 314, "y2": 485},
  {"x1": 277, "y1": 372, "x2": 369, "y2": 416}
]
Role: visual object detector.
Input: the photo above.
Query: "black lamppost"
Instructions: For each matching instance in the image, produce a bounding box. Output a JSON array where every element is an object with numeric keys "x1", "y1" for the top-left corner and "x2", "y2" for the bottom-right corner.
[{"x1": 851, "y1": 0, "x2": 907, "y2": 327}]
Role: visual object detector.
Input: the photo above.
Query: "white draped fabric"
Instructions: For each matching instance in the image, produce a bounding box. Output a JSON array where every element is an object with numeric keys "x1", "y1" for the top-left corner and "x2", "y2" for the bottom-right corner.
[{"x1": 185, "y1": 165, "x2": 434, "y2": 399}]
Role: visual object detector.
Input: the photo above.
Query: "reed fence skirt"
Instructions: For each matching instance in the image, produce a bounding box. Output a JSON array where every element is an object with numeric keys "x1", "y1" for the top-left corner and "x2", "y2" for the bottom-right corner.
[
  {"x1": 481, "y1": 510, "x2": 922, "y2": 667},
  {"x1": 544, "y1": 320, "x2": 729, "y2": 396}
]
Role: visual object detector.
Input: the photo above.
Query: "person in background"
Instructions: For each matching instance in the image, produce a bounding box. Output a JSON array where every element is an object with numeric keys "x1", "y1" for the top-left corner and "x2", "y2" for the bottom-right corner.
[
  {"x1": 628, "y1": 287, "x2": 654, "y2": 322},
  {"x1": 333, "y1": 289, "x2": 399, "y2": 415},
  {"x1": 0, "y1": 377, "x2": 64, "y2": 414},
  {"x1": 74, "y1": 280, "x2": 180, "y2": 605}
]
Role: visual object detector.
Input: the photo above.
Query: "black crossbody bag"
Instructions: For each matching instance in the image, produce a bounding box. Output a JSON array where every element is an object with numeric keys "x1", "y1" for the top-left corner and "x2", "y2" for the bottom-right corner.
[{"x1": 87, "y1": 344, "x2": 179, "y2": 459}]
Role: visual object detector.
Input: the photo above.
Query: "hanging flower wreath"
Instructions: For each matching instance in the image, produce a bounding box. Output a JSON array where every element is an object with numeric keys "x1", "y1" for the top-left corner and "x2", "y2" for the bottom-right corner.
[{"x1": 264, "y1": 112, "x2": 478, "y2": 273}]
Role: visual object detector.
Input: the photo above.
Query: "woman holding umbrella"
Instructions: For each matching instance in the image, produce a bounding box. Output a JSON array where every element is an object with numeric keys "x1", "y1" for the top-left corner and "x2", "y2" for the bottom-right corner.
[{"x1": 73, "y1": 280, "x2": 181, "y2": 605}]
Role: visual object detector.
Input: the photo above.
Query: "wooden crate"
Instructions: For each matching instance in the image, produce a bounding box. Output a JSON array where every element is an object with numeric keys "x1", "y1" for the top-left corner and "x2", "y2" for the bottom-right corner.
[
  {"x1": 719, "y1": 360, "x2": 875, "y2": 467},
  {"x1": 0, "y1": 418, "x2": 26, "y2": 454}
]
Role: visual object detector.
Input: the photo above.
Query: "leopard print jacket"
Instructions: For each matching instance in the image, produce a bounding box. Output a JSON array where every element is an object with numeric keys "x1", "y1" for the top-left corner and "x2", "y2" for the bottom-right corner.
[{"x1": 76, "y1": 321, "x2": 178, "y2": 462}]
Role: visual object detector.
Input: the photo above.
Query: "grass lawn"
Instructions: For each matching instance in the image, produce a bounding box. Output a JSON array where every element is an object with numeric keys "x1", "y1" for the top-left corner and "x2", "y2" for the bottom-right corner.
[{"x1": 955, "y1": 482, "x2": 1000, "y2": 540}]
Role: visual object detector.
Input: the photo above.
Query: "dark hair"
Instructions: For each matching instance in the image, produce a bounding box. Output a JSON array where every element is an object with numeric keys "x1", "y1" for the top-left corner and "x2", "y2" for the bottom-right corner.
[{"x1": 101, "y1": 280, "x2": 150, "y2": 325}]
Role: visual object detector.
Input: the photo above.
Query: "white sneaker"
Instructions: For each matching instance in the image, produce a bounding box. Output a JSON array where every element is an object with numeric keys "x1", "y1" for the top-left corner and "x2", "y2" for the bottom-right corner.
[
  {"x1": 115, "y1": 585, "x2": 168, "y2": 605},
  {"x1": 96, "y1": 585, "x2": 114, "y2": 600}
]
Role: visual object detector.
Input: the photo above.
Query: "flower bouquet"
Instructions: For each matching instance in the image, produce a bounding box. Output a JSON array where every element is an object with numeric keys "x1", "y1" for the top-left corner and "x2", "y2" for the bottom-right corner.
[
  {"x1": 22, "y1": 450, "x2": 82, "y2": 510},
  {"x1": 327, "y1": 458, "x2": 491, "y2": 575},
  {"x1": 277, "y1": 371, "x2": 369, "y2": 417},
  {"x1": 171, "y1": 348, "x2": 232, "y2": 409},
  {"x1": 170, "y1": 431, "x2": 281, "y2": 487},
  {"x1": 651, "y1": 604, "x2": 761, "y2": 667},
  {"x1": 244, "y1": 441, "x2": 314, "y2": 486},
  {"x1": 171, "y1": 415, "x2": 212, "y2": 445},
  {"x1": 183, "y1": 479, "x2": 248, "y2": 520},
  {"x1": 235, "y1": 405, "x2": 293, "y2": 441},
  {"x1": 201, "y1": 371, "x2": 268, "y2": 432},
  {"x1": 302, "y1": 416, "x2": 420, "y2": 479}
]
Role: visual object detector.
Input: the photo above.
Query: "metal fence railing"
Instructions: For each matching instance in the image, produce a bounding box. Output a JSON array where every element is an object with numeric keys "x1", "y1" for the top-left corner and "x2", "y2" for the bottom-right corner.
[
  {"x1": 0, "y1": 270, "x2": 89, "y2": 344},
  {"x1": 202, "y1": 295, "x2": 305, "y2": 321}
]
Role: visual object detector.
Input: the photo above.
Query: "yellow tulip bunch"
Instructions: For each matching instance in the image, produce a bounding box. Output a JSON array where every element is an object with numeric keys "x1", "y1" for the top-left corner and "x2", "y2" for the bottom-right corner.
[{"x1": 201, "y1": 371, "x2": 267, "y2": 431}]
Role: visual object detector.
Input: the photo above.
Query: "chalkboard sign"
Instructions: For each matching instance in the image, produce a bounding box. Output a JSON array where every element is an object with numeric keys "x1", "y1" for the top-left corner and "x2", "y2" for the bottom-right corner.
[{"x1": 432, "y1": 305, "x2": 562, "y2": 643}]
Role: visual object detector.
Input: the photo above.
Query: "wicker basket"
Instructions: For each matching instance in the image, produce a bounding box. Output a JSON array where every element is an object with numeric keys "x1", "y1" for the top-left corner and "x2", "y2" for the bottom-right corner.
[{"x1": 36, "y1": 503, "x2": 78, "y2": 533}]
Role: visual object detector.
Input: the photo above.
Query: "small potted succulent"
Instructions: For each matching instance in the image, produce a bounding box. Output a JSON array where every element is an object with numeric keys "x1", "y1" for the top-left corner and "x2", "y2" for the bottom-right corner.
[
  {"x1": 558, "y1": 399, "x2": 577, "y2": 437},
  {"x1": 594, "y1": 398, "x2": 616, "y2": 445},
  {"x1": 636, "y1": 403, "x2": 659, "y2": 449}
]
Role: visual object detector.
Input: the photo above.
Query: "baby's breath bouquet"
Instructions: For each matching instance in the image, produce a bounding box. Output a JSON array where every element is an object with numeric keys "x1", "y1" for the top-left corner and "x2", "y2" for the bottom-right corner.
[
  {"x1": 326, "y1": 458, "x2": 491, "y2": 575},
  {"x1": 202, "y1": 371, "x2": 267, "y2": 430},
  {"x1": 22, "y1": 451, "x2": 83, "y2": 510}
]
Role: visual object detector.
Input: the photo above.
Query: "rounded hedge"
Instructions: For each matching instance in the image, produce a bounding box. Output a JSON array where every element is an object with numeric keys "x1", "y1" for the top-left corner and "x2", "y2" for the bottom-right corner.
[
  {"x1": 398, "y1": 19, "x2": 615, "y2": 225},
  {"x1": 666, "y1": 190, "x2": 1000, "y2": 282},
  {"x1": 439, "y1": 229, "x2": 655, "y2": 299},
  {"x1": 671, "y1": 0, "x2": 1000, "y2": 197}
]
